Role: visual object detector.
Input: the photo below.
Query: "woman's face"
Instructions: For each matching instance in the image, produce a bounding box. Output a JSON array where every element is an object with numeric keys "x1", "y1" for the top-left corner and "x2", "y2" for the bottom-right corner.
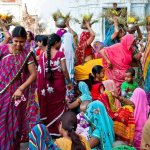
[
  {"x1": 55, "y1": 41, "x2": 61, "y2": 50},
  {"x1": 37, "y1": 41, "x2": 43, "y2": 47},
  {"x1": 27, "y1": 32, "x2": 32, "y2": 42},
  {"x1": 13, "y1": 37, "x2": 26, "y2": 51}
]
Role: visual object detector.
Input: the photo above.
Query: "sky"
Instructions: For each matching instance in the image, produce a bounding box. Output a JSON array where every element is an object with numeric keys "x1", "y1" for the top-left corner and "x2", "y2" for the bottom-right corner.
[{"x1": 22, "y1": 0, "x2": 70, "y2": 32}]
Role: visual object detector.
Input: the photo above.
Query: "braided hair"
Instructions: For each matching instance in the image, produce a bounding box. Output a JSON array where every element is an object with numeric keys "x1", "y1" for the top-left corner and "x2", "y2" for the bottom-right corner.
[
  {"x1": 47, "y1": 33, "x2": 61, "y2": 81},
  {"x1": 61, "y1": 111, "x2": 86, "y2": 150}
]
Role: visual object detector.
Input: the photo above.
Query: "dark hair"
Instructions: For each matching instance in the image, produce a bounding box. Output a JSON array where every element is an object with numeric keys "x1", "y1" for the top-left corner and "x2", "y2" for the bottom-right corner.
[
  {"x1": 61, "y1": 111, "x2": 86, "y2": 150},
  {"x1": 38, "y1": 35, "x2": 48, "y2": 46},
  {"x1": 12, "y1": 26, "x2": 27, "y2": 39},
  {"x1": 35, "y1": 35, "x2": 40, "y2": 42},
  {"x1": 89, "y1": 65, "x2": 103, "y2": 89},
  {"x1": 47, "y1": 33, "x2": 61, "y2": 81},
  {"x1": 27, "y1": 31, "x2": 34, "y2": 40},
  {"x1": 126, "y1": 68, "x2": 135, "y2": 76}
]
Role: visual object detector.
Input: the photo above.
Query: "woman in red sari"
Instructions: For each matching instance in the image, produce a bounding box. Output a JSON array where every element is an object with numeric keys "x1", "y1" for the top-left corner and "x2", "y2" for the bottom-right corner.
[
  {"x1": 100, "y1": 34, "x2": 135, "y2": 94},
  {"x1": 37, "y1": 33, "x2": 72, "y2": 137},
  {"x1": 0, "y1": 26, "x2": 37, "y2": 150},
  {"x1": 75, "y1": 21, "x2": 95, "y2": 65}
]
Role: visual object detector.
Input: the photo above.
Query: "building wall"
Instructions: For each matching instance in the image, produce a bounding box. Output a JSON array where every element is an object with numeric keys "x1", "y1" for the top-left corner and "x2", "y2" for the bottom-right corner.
[
  {"x1": 0, "y1": 0, "x2": 22, "y2": 21},
  {"x1": 68, "y1": 0, "x2": 150, "y2": 41}
]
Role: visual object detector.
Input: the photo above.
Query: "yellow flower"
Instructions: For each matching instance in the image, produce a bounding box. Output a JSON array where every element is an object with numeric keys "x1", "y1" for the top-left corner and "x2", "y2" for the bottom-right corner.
[
  {"x1": 1, "y1": 14, "x2": 7, "y2": 20},
  {"x1": 128, "y1": 17, "x2": 136, "y2": 23}
]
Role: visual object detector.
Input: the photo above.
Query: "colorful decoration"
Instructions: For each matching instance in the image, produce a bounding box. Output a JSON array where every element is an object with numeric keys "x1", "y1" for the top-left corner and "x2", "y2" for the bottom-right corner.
[{"x1": 0, "y1": 13, "x2": 13, "y2": 26}]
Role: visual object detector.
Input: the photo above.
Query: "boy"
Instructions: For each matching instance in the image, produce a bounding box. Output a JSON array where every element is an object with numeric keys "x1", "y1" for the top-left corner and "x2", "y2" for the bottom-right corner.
[{"x1": 121, "y1": 68, "x2": 138, "y2": 99}]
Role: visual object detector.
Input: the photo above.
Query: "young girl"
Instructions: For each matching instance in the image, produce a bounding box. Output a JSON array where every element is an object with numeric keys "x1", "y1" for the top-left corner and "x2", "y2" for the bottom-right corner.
[
  {"x1": 89, "y1": 65, "x2": 115, "y2": 118},
  {"x1": 67, "y1": 81, "x2": 92, "y2": 110},
  {"x1": 55, "y1": 111, "x2": 91, "y2": 150}
]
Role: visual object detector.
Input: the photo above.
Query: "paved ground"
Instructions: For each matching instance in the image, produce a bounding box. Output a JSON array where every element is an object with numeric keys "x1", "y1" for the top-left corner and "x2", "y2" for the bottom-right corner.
[{"x1": 20, "y1": 143, "x2": 28, "y2": 150}]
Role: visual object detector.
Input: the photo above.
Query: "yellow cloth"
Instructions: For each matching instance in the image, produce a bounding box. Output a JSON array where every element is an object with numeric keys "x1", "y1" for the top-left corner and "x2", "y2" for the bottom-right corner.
[
  {"x1": 55, "y1": 135, "x2": 91, "y2": 150},
  {"x1": 75, "y1": 59, "x2": 107, "y2": 81},
  {"x1": 143, "y1": 42, "x2": 150, "y2": 80}
]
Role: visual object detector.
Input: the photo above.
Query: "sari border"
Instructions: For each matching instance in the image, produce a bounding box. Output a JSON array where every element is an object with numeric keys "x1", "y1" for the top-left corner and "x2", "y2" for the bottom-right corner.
[{"x1": 0, "y1": 51, "x2": 34, "y2": 94}]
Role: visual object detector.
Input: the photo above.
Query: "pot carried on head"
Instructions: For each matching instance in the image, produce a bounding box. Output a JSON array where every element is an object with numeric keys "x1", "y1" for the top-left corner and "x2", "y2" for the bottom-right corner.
[{"x1": 52, "y1": 10, "x2": 70, "y2": 28}]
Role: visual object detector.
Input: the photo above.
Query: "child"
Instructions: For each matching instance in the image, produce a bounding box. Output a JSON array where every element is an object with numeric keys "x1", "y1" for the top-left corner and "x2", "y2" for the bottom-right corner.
[
  {"x1": 121, "y1": 68, "x2": 138, "y2": 99},
  {"x1": 76, "y1": 100, "x2": 90, "y2": 140},
  {"x1": 55, "y1": 111, "x2": 91, "y2": 150},
  {"x1": 89, "y1": 65, "x2": 115, "y2": 119}
]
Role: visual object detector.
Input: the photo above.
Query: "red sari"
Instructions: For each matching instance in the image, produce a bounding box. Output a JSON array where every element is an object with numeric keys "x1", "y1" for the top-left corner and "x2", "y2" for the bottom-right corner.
[
  {"x1": 75, "y1": 31, "x2": 93, "y2": 65},
  {"x1": 91, "y1": 81, "x2": 115, "y2": 119},
  {"x1": 103, "y1": 34, "x2": 134, "y2": 94},
  {"x1": 37, "y1": 51, "x2": 66, "y2": 136}
]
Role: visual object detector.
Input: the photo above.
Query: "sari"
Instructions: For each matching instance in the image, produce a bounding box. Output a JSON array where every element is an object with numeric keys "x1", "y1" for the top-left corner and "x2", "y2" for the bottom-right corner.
[
  {"x1": 103, "y1": 80, "x2": 121, "y2": 109},
  {"x1": 37, "y1": 51, "x2": 66, "y2": 136},
  {"x1": 0, "y1": 44, "x2": 38, "y2": 149},
  {"x1": 103, "y1": 34, "x2": 134, "y2": 94},
  {"x1": 130, "y1": 88, "x2": 149, "y2": 150},
  {"x1": 78, "y1": 81, "x2": 92, "y2": 102},
  {"x1": 91, "y1": 81, "x2": 115, "y2": 119},
  {"x1": 75, "y1": 59, "x2": 107, "y2": 81},
  {"x1": 29, "y1": 124, "x2": 60, "y2": 150},
  {"x1": 84, "y1": 100, "x2": 114, "y2": 150},
  {"x1": 75, "y1": 31, "x2": 94, "y2": 65},
  {"x1": 141, "y1": 117, "x2": 150, "y2": 150},
  {"x1": 60, "y1": 31, "x2": 75, "y2": 82},
  {"x1": 143, "y1": 38, "x2": 150, "y2": 105}
]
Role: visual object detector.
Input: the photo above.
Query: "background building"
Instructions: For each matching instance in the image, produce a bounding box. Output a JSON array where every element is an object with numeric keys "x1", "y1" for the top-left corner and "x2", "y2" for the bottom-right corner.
[{"x1": 68, "y1": 0, "x2": 150, "y2": 41}]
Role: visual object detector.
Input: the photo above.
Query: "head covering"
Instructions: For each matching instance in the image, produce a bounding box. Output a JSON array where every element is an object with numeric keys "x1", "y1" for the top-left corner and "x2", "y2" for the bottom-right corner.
[
  {"x1": 93, "y1": 41, "x2": 104, "y2": 52},
  {"x1": 130, "y1": 88, "x2": 149, "y2": 131},
  {"x1": 56, "y1": 28, "x2": 67, "y2": 38},
  {"x1": 104, "y1": 34, "x2": 134, "y2": 70},
  {"x1": 78, "y1": 81, "x2": 92, "y2": 102},
  {"x1": 29, "y1": 124, "x2": 60, "y2": 150},
  {"x1": 27, "y1": 31, "x2": 35, "y2": 40},
  {"x1": 103, "y1": 80, "x2": 121, "y2": 109},
  {"x1": 84, "y1": 100, "x2": 114, "y2": 150}
]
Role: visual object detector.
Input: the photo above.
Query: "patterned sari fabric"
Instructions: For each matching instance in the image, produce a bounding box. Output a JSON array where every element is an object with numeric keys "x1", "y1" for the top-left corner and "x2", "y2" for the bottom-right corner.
[
  {"x1": 29, "y1": 124, "x2": 60, "y2": 150},
  {"x1": 103, "y1": 34, "x2": 134, "y2": 94},
  {"x1": 143, "y1": 40, "x2": 150, "y2": 105},
  {"x1": 0, "y1": 44, "x2": 38, "y2": 149},
  {"x1": 130, "y1": 88, "x2": 149, "y2": 150},
  {"x1": 113, "y1": 105, "x2": 135, "y2": 144},
  {"x1": 91, "y1": 81, "x2": 115, "y2": 119},
  {"x1": 75, "y1": 31, "x2": 93, "y2": 65},
  {"x1": 37, "y1": 51, "x2": 66, "y2": 136},
  {"x1": 84, "y1": 101, "x2": 114, "y2": 150}
]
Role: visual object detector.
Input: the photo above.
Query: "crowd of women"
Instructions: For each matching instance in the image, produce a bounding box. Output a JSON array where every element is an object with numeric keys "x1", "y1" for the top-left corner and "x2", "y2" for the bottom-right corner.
[{"x1": 0, "y1": 7, "x2": 150, "y2": 150}]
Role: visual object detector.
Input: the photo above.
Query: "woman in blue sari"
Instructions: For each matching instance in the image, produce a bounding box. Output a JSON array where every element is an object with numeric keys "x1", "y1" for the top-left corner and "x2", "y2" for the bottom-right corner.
[
  {"x1": 84, "y1": 100, "x2": 114, "y2": 150},
  {"x1": 29, "y1": 124, "x2": 60, "y2": 150}
]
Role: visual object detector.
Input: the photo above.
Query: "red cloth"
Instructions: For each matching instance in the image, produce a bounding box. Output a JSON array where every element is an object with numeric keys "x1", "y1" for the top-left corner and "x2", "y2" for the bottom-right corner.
[
  {"x1": 91, "y1": 82, "x2": 115, "y2": 119},
  {"x1": 75, "y1": 31, "x2": 93, "y2": 65},
  {"x1": 103, "y1": 34, "x2": 134, "y2": 93}
]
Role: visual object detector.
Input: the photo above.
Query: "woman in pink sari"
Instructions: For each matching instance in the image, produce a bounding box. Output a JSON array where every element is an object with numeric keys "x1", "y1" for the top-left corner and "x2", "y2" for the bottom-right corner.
[
  {"x1": 37, "y1": 33, "x2": 72, "y2": 137},
  {"x1": 0, "y1": 26, "x2": 37, "y2": 150},
  {"x1": 100, "y1": 34, "x2": 135, "y2": 94},
  {"x1": 130, "y1": 88, "x2": 149, "y2": 149}
]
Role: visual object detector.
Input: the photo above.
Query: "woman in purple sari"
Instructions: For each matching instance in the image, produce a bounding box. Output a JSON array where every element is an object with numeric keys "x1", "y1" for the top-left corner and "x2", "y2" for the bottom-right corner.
[
  {"x1": 37, "y1": 33, "x2": 72, "y2": 137},
  {"x1": 0, "y1": 26, "x2": 37, "y2": 150}
]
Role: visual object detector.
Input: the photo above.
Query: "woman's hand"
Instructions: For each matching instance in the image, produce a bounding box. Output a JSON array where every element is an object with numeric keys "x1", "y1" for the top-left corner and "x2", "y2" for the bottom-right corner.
[
  {"x1": 67, "y1": 83, "x2": 74, "y2": 91},
  {"x1": 65, "y1": 19, "x2": 70, "y2": 28},
  {"x1": 85, "y1": 21, "x2": 91, "y2": 28},
  {"x1": 12, "y1": 88, "x2": 23, "y2": 100}
]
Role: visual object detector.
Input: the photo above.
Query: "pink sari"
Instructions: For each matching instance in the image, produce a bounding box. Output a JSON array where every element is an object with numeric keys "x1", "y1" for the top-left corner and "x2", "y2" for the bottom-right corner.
[
  {"x1": 103, "y1": 80, "x2": 121, "y2": 108},
  {"x1": 103, "y1": 34, "x2": 134, "y2": 94},
  {"x1": 0, "y1": 44, "x2": 38, "y2": 149},
  {"x1": 130, "y1": 88, "x2": 149, "y2": 150}
]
